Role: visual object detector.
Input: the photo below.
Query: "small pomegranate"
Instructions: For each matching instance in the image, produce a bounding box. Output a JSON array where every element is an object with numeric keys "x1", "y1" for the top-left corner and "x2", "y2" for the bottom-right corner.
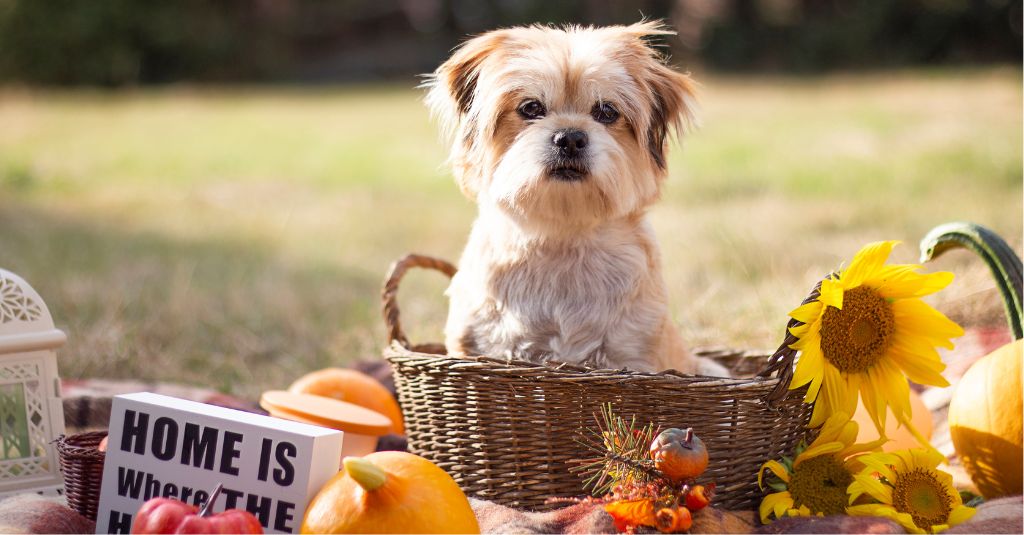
[
  {"x1": 650, "y1": 428, "x2": 709, "y2": 482},
  {"x1": 654, "y1": 505, "x2": 692, "y2": 533}
]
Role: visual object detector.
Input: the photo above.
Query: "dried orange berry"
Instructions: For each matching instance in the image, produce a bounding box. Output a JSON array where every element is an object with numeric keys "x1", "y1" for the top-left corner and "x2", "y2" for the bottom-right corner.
[{"x1": 654, "y1": 505, "x2": 692, "y2": 533}]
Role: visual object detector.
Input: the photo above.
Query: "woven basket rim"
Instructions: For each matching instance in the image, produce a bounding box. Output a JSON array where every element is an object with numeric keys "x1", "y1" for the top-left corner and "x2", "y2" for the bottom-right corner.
[
  {"x1": 385, "y1": 342, "x2": 785, "y2": 389},
  {"x1": 56, "y1": 430, "x2": 107, "y2": 459}
]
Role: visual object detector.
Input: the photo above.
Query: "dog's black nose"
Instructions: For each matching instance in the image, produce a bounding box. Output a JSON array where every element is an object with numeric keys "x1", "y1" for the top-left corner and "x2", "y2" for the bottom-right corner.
[{"x1": 552, "y1": 129, "x2": 588, "y2": 158}]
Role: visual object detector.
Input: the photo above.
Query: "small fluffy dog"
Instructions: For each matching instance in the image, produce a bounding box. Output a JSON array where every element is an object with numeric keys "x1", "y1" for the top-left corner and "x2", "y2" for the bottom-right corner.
[{"x1": 426, "y1": 21, "x2": 725, "y2": 375}]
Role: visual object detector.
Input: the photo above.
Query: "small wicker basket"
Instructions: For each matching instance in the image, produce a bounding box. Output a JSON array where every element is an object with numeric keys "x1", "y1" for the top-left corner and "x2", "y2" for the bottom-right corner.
[
  {"x1": 382, "y1": 255, "x2": 815, "y2": 511},
  {"x1": 56, "y1": 431, "x2": 107, "y2": 521}
]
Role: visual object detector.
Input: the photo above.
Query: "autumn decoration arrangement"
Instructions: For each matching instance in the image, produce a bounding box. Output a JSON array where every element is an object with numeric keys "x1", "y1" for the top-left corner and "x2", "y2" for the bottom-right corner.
[
  {"x1": 570, "y1": 405, "x2": 713, "y2": 534},
  {"x1": 758, "y1": 222, "x2": 1023, "y2": 534},
  {"x1": 49, "y1": 221, "x2": 1019, "y2": 535}
]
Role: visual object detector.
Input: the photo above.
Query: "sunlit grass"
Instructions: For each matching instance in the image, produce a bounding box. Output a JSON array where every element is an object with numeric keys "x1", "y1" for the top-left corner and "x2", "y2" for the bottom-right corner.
[{"x1": 0, "y1": 68, "x2": 1020, "y2": 398}]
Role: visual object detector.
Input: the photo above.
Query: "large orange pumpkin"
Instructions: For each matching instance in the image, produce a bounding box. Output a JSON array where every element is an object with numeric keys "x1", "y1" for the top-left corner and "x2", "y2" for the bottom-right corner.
[
  {"x1": 289, "y1": 368, "x2": 404, "y2": 435},
  {"x1": 948, "y1": 339, "x2": 1023, "y2": 498},
  {"x1": 301, "y1": 452, "x2": 479, "y2": 534}
]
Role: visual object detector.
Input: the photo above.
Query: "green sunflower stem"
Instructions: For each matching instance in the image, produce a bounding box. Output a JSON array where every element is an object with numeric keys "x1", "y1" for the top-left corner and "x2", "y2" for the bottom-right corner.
[{"x1": 919, "y1": 222, "x2": 1023, "y2": 340}]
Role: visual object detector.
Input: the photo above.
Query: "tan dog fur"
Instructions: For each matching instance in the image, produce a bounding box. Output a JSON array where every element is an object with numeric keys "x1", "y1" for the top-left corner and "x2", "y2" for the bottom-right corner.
[{"x1": 426, "y1": 21, "x2": 725, "y2": 375}]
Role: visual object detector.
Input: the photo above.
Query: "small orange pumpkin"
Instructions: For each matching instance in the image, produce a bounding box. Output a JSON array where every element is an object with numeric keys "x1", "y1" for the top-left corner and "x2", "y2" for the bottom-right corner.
[
  {"x1": 649, "y1": 428, "x2": 708, "y2": 482},
  {"x1": 289, "y1": 368, "x2": 404, "y2": 435}
]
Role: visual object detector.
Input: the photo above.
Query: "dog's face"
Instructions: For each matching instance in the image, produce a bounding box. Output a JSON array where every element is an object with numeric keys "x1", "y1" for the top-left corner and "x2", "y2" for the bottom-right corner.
[{"x1": 427, "y1": 22, "x2": 697, "y2": 230}]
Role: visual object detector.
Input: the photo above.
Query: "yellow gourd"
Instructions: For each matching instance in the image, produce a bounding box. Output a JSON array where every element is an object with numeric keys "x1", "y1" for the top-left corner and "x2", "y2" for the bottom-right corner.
[
  {"x1": 301, "y1": 451, "x2": 480, "y2": 534},
  {"x1": 947, "y1": 339, "x2": 1023, "y2": 498}
]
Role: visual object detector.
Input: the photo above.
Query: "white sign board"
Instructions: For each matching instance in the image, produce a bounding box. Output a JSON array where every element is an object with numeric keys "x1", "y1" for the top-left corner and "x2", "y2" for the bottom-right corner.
[{"x1": 96, "y1": 392, "x2": 343, "y2": 534}]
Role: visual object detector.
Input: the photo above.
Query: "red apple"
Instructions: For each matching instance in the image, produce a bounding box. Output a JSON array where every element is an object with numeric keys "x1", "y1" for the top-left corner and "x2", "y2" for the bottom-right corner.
[{"x1": 131, "y1": 485, "x2": 262, "y2": 534}]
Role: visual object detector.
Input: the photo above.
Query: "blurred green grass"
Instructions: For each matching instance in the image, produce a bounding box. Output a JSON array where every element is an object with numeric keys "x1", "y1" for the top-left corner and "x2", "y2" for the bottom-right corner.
[{"x1": 0, "y1": 68, "x2": 1020, "y2": 398}]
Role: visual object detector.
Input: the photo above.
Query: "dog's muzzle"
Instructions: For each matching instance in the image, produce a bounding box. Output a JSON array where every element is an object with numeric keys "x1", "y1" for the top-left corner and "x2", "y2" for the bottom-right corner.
[{"x1": 548, "y1": 129, "x2": 589, "y2": 181}]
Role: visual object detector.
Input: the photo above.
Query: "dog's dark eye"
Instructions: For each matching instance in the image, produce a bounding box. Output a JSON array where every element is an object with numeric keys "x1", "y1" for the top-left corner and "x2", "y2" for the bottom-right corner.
[
  {"x1": 591, "y1": 102, "x2": 619, "y2": 124},
  {"x1": 518, "y1": 100, "x2": 546, "y2": 120}
]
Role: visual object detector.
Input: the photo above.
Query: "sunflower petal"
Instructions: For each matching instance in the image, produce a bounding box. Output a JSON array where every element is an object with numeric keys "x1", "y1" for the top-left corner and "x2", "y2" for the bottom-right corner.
[
  {"x1": 836, "y1": 418, "x2": 859, "y2": 448},
  {"x1": 791, "y1": 329, "x2": 823, "y2": 383},
  {"x1": 842, "y1": 241, "x2": 898, "y2": 289},
  {"x1": 839, "y1": 436, "x2": 888, "y2": 459},
  {"x1": 892, "y1": 299, "x2": 964, "y2": 348},
  {"x1": 759, "y1": 491, "x2": 793, "y2": 524},
  {"x1": 812, "y1": 411, "x2": 854, "y2": 446},
  {"x1": 877, "y1": 360, "x2": 912, "y2": 425},
  {"x1": 758, "y1": 460, "x2": 791, "y2": 488},
  {"x1": 819, "y1": 278, "x2": 844, "y2": 309},
  {"x1": 795, "y1": 441, "x2": 843, "y2": 464},
  {"x1": 789, "y1": 301, "x2": 824, "y2": 324},
  {"x1": 887, "y1": 343, "x2": 950, "y2": 387},
  {"x1": 893, "y1": 270, "x2": 956, "y2": 299},
  {"x1": 790, "y1": 322, "x2": 811, "y2": 338},
  {"x1": 947, "y1": 505, "x2": 976, "y2": 526},
  {"x1": 856, "y1": 452, "x2": 899, "y2": 480},
  {"x1": 810, "y1": 364, "x2": 849, "y2": 427},
  {"x1": 848, "y1": 473, "x2": 893, "y2": 504}
]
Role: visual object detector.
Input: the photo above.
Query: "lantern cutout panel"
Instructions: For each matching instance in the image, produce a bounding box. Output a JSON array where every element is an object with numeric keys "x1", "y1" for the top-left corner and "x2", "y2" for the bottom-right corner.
[{"x1": 0, "y1": 269, "x2": 67, "y2": 497}]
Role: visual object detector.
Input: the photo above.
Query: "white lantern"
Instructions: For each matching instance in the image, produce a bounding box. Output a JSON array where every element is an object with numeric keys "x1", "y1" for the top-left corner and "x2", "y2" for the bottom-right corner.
[{"x1": 0, "y1": 268, "x2": 67, "y2": 497}]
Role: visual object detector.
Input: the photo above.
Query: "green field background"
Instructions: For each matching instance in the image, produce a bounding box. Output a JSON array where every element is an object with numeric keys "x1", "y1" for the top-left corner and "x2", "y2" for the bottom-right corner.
[{"x1": 1, "y1": 69, "x2": 1020, "y2": 398}]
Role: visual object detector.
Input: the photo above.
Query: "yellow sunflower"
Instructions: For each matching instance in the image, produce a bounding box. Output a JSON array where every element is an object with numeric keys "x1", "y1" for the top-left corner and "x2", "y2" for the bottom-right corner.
[
  {"x1": 787, "y1": 240, "x2": 963, "y2": 432},
  {"x1": 847, "y1": 448, "x2": 975, "y2": 533},
  {"x1": 758, "y1": 412, "x2": 886, "y2": 523}
]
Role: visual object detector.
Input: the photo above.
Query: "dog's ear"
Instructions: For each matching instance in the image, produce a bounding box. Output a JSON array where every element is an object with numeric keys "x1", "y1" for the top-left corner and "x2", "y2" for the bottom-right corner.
[
  {"x1": 620, "y1": 21, "x2": 698, "y2": 169},
  {"x1": 426, "y1": 30, "x2": 509, "y2": 199},
  {"x1": 426, "y1": 30, "x2": 508, "y2": 137}
]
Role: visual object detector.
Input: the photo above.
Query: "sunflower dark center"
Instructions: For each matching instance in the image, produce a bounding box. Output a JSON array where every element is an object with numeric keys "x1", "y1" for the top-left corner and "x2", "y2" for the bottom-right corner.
[
  {"x1": 789, "y1": 455, "x2": 853, "y2": 516},
  {"x1": 820, "y1": 286, "x2": 895, "y2": 373},
  {"x1": 892, "y1": 468, "x2": 953, "y2": 530}
]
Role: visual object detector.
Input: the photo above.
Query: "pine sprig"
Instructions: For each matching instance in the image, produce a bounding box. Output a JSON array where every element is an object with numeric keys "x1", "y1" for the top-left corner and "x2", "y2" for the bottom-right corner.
[{"x1": 575, "y1": 403, "x2": 661, "y2": 495}]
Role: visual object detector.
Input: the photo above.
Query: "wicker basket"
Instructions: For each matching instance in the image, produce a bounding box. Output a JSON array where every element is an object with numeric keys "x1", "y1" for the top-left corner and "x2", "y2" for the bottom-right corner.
[
  {"x1": 56, "y1": 431, "x2": 107, "y2": 521},
  {"x1": 382, "y1": 254, "x2": 814, "y2": 511}
]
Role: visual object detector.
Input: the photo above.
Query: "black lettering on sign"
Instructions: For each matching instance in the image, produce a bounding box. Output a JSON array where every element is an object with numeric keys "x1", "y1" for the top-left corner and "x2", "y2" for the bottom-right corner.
[
  {"x1": 222, "y1": 486, "x2": 245, "y2": 509},
  {"x1": 117, "y1": 467, "x2": 144, "y2": 499},
  {"x1": 182, "y1": 423, "x2": 218, "y2": 470},
  {"x1": 257, "y1": 438, "x2": 273, "y2": 482},
  {"x1": 193, "y1": 490, "x2": 209, "y2": 507},
  {"x1": 120, "y1": 410, "x2": 148, "y2": 454},
  {"x1": 220, "y1": 431, "x2": 243, "y2": 475},
  {"x1": 143, "y1": 472, "x2": 162, "y2": 501},
  {"x1": 245, "y1": 494, "x2": 273, "y2": 528},
  {"x1": 275, "y1": 500, "x2": 296, "y2": 532},
  {"x1": 163, "y1": 482, "x2": 178, "y2": 499},
  {"x1": 108, "y1": 510, "x2": 133, "y2": 534},
  {"x1": 151, "y1": 417, "x2": 178, "y2": 461},
  {"x1": 273, "y1": 442, "x2": 297, "y2": 486}
]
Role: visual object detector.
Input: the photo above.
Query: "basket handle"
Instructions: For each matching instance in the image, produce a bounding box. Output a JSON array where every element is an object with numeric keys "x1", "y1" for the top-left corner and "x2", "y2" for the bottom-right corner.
[
  {"x1": 381, "y1": 254, "x2": 457, "y2": 349},
  {"x1": 757, "y1": 277, "x2": 827, "y2": 405}
]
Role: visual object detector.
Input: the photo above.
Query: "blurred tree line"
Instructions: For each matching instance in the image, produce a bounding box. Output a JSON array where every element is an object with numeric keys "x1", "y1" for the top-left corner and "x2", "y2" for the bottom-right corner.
[{"x1": 0, "y1": 0, "x2": 1018, "y2": 86}]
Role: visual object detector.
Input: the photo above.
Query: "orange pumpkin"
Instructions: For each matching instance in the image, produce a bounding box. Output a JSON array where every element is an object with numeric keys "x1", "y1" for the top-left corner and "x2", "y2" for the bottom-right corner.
[
  {"x1": 649, "y1": 428, "x2": 708, "y2": 482},
  {"x1": 301, "y1": 452, "x2": 479, "y2": 534},
  {"x1": 948, "y1": 339, "x2": 1023, "y2": 498},
  {"x1": 852, "y1": 387, "x2": 933, "y2": 451},
  {"x1": 289, "y1": 368, "x2": 404, "y2": 435}
]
